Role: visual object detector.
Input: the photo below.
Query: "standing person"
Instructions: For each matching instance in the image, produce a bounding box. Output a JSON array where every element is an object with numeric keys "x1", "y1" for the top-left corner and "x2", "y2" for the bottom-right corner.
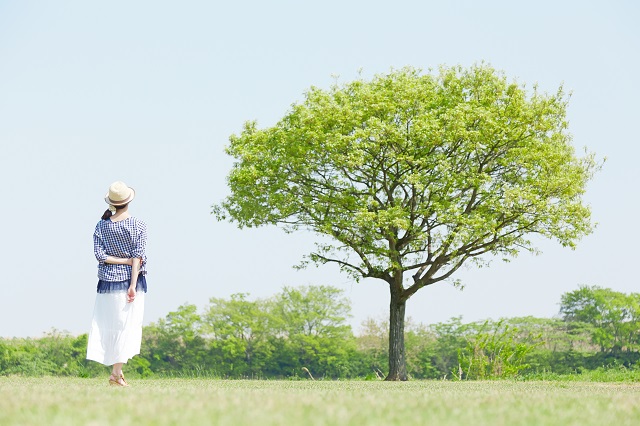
[{"x1": 87, "y1": 181, "x2": 148, "y2": 387}]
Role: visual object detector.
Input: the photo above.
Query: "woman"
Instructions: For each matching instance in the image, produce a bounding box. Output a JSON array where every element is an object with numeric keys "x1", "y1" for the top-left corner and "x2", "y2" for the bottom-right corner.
[{"x1": 87, "y1": 181, "x2": 148, "y2": 387}]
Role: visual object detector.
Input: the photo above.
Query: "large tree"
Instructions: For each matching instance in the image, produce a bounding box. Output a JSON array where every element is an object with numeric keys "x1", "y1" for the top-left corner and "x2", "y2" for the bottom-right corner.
[{"x1": 213, "y1": 65, "x2": 599, "y2": 380}]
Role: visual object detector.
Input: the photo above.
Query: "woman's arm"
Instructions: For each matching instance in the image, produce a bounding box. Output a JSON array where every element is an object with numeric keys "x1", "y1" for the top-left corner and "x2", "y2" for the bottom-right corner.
[
  {"x1": 104, "y1": 256, "x2": 133, "y2": 265},
  {"x1": 131, "y1": 220, "x2": 148, "y2": 267},
  {"x1": 127, "y1": 257, "x2": 141, "y2": 303}
]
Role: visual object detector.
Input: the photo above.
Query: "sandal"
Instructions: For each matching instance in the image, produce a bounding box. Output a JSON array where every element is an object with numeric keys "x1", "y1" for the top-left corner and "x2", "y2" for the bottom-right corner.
[{"x1": 108, "y1": 373, "x2": 129, "y2": 387}]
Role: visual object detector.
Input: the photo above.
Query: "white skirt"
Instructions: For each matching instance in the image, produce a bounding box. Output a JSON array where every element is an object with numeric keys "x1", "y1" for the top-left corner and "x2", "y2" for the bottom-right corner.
[{"x1": 86, "y1": 291, "x2": 145, "y2": 366}]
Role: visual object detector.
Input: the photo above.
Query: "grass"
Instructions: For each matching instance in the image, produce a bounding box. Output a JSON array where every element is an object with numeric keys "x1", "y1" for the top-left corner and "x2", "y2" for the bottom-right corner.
[
  {"x1": 520, "y1": 366, "x2": 640, "y2": 382},
  {"x1": 1, "y1": 377, "x2": 639, "y2": 425}
]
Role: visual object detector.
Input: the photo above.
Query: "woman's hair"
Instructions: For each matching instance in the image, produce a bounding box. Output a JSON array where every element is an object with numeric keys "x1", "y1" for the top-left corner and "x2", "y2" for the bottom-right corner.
[{"x1": 101, "y1": 203, "x2": 129, "y2": 220}]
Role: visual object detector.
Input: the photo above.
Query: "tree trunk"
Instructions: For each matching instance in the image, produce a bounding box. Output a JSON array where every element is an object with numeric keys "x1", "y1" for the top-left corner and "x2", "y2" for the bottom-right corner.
[{"x1": 386, "y1": 286, "x2": 408, "y2": 381}]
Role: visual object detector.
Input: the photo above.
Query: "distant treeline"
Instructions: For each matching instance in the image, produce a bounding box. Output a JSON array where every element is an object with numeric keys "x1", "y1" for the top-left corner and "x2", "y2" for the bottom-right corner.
[{"x1": 1, "y1": 285, "x2": 639, "y2": 379}]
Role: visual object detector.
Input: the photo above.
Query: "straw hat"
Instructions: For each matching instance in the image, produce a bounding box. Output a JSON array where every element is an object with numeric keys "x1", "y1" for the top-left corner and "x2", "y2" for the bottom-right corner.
[{"x1": 104, "y1": 181, "x2": 136, "y2": 206}]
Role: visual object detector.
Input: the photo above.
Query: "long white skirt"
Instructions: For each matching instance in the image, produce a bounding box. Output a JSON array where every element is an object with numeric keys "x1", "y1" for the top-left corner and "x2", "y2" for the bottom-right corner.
[{"x1": 86, "y1": 291, "x2": 145, "y2": 366}]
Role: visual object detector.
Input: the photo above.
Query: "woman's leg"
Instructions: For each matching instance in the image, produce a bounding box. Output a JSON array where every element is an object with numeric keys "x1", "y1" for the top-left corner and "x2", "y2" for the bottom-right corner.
[
  {"x1": 112, "y1": 362, "x2": 124, "y2": 377},
  {"x1": 110, "y1": 363, "x2": 128, "y2": 386}
]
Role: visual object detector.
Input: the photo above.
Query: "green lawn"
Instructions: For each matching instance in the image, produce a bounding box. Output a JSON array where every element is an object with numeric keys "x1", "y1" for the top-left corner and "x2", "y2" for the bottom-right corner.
[{"x1": 1, "y1": 377, "x2": 639, "y2": 425}]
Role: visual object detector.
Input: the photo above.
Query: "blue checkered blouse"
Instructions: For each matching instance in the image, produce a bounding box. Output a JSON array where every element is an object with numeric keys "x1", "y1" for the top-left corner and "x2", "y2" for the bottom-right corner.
[{"x1": 93, "y1": 217, "x2": 148, "y2": 288}]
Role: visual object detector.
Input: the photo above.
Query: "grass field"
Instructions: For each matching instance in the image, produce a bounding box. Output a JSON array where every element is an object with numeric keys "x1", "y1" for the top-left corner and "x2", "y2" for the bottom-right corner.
[{"x1": 1, "y1": 377, "x2": 639, "y2": 425}]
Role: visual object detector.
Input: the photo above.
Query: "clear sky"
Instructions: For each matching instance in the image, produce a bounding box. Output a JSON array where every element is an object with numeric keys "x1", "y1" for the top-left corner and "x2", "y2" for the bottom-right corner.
[{"x1": 0, "y1": 0, "x2": 638, "y2": 338}]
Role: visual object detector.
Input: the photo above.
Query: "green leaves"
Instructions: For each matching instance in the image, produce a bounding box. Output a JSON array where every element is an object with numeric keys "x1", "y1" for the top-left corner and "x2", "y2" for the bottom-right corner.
[
  {"x1": 272, "y1": 285, "x2": 352, "y2": 338},
  {"x1": 455, "y1": 319, "x2": 543, "y2": 380},
  {"x1": 560, "y1": 286, "x2": 640, "y2": 353},
  {"x1": 214, "y1": 64, "x2": 599, "y2": 293}
]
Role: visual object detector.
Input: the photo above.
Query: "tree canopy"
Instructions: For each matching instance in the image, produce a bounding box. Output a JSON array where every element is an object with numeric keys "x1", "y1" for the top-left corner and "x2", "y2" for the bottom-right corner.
[{"x1": 214, "y1": 64, "x2": 599, "y2": 379}]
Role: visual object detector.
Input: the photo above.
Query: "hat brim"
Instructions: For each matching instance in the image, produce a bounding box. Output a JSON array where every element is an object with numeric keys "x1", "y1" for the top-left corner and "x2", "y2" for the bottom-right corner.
[{"x1": 105, "y1": 187, "x2": 136, "y2": 206}]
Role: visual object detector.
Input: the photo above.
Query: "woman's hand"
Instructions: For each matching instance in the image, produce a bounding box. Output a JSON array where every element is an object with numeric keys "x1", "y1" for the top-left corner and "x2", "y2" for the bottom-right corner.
[{"x1": 128, "y1": 257, "x2": 141, "y2": 303}]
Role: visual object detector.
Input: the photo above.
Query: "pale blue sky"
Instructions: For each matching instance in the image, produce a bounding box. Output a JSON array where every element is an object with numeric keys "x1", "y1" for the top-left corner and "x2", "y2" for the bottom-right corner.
[{"x1": 0, "y1": 0, "x2": 638, "y2": 337}]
